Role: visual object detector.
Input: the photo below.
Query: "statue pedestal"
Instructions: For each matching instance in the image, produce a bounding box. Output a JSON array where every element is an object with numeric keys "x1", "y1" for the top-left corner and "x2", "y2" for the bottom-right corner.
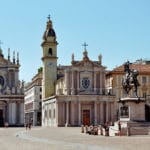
[{"x1": 118, "y1": 97, "x2": 146, "y2": 121}]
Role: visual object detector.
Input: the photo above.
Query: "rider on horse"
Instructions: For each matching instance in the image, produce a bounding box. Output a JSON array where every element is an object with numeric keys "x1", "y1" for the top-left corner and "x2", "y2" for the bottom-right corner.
[{"x1": 122, "y1": 61, "x2": 140, "y2": 97}]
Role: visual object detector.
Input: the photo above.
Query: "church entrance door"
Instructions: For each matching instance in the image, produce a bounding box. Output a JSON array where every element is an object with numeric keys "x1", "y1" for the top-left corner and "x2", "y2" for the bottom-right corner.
[
  {"x1": 145, "y1": 105, "x2": 150, "y2": 121},
  {"x1": 0, "y1": 109, "x2": 4, "y2": 126},
  {"x1": 82, "y1": 110, "x2": 90, "y2": 126}
]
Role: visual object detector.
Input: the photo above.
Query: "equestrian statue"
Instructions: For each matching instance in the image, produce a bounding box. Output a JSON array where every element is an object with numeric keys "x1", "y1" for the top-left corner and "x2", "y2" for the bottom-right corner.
[{"x1": 122, "y1": 61, "x2": 140, "y2": 97}]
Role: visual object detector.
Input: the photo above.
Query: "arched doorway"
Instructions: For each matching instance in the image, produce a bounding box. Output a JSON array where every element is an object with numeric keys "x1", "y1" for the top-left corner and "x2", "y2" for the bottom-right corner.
[
  {"x1": 0, "y1": 109, "x2": 4, "y2": 126},
  {"x1": 145, "y1": 104, "x2": 150, "y2": 121}
]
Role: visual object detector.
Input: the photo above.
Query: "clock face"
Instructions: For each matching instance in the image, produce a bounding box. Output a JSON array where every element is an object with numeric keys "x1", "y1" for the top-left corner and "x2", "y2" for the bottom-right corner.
[
  {"x1": 47, "y1": 62, "x2": 53, "y2": 67},
  {"x1": 82, "y1": 78, "x2": 90, "y2": 89},
  {"x1": 49, "y1": 62, "x2": 53, "y2": 66}
]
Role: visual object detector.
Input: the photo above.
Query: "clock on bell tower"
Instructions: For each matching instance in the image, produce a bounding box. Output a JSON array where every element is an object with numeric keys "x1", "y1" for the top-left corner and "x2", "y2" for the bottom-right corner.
[{"x1": 41, "y1": 15, "x2": 58, "y2": 99}]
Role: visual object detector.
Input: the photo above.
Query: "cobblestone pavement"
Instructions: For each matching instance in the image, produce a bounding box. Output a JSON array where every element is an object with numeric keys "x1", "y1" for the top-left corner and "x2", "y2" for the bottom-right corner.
[{"x1": 0, "y1": 127, "x2": 150, "y2": 150}]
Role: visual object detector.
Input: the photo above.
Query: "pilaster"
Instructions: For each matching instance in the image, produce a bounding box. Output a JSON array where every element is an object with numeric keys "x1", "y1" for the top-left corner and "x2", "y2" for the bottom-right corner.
[
  {"x1": 71, "y1": 71, "x2": 75, "y2": 95},
  {"x1": 65, "y1": 101, "x2": 69, "y2": 126},
  {"x1": 78, "y1": 101, "x2": 81, "y2": 126},
  {"x1": 94, "y1": 101, "x2": 97, "y2": 125},
  {"x1": 100, "y1": 102, "x2": 104, "y2": 123}
]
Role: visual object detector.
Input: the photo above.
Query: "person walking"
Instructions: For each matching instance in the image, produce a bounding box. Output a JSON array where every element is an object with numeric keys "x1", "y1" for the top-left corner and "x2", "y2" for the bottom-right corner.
[
  {"x1": 118, "y1": 121, "x2": 121, "y2": 136},
  {"x1": 25, "y1": 123, "x2": 28, "y2": 130}
]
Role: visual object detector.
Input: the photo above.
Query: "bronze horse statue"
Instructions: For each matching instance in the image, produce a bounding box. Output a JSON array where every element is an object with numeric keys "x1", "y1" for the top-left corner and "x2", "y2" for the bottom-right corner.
[{"x1": 122, "y1": 61, "x2": 140, "y2": 97}]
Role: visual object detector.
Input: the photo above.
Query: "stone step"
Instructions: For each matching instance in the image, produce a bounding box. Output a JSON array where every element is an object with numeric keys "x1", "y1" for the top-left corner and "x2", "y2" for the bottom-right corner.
[
  {"x1": 127, "y1": 121, "x2": 150, "y2": 127},
  {"x1": 129, "y1": 127, "x2": 150, "y2": 135}
]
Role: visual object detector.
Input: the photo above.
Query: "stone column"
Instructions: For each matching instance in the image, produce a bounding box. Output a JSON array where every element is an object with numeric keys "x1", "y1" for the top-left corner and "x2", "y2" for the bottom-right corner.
[
  {"x1": 102, "y1": 72, "x2": 105, "y2": 94},
  {"x1": 77, "y1": 71, "x2": 80, "y2": 93},
  {"x1": 100, "y1": 72, "x2": 102, "y2": 94},
  {"x1": 12, "y1": 103, "x2": 16, "y2": 124},
  {"x1": 16, "y1": 102, "x2": 20, "y2": 124},
  {"x1": 65, "y1": 69, "x2": 69, "y2": 94},
  {"x1": 56, "y1": 102, "x2": 58, "y2": 126},
  {"x1": 106, "y1": 102, "x2": 110, "y2": 122},
  {"x1": 94, "y1": 101, "x2": 97, "y2": 125},
  {"x1": 65, "y1": 101, "x2": 69, "y2": 126},
  {"x1": 96, "y1": 72, "x2": 100, "y2": 94},
  {"x1": 78, "y1": 101, "x2": 81, "y2": 126},
  {"x1": 100, "y1": 102, "x2": 104, "y2": 123},
  {"x1": 70, "y1": 102, "x2": 74, "y2": 125},
  {"x1": 94, "y1": 72, "x2": 97, "y2": 93},
  {"x1": 71, "y1": 71, "x2": 75, "y2": 95},
  {"x1": 110, "y1": 102, "x2": 114, "y2": 122}
]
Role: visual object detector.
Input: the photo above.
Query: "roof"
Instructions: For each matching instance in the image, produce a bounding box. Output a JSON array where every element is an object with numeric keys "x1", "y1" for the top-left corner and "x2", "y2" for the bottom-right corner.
[{"x1": 108, "y1": 63, "x2": 150, "y2": 74}]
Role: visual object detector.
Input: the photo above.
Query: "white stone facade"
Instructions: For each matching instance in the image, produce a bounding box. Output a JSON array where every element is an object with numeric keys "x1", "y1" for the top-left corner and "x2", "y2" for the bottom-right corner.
[
  {"x1": 42, "y1": 95, "x2": 116, "y2": 127},
  {"x1": 42, "y1": 49, "x2": 116, "y2": 127},
  {"x1": 0, "y1": 48, "x2": 24, "y2": 126},
  {"x1": 41, "y1": 18, "x2": 117, "y2": 127},
  {"x1": 24, "y1": 72, "x2": 42, "y2": 126}
]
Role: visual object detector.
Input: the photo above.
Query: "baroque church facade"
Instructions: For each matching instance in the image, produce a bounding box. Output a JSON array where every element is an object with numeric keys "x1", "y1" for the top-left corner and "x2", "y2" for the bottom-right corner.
[
  {"x1": 0, "y1": 48, "x2": 24, "y2": 126},
  {"x1": 41, "y1": 18, "x2": 116, "y2": 126}
]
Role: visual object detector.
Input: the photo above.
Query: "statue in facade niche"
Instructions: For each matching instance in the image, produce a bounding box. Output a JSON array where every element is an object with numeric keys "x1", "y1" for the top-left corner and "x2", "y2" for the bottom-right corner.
[{"x1": 122, "y1": 61, "x2": 140, "y2": 97}]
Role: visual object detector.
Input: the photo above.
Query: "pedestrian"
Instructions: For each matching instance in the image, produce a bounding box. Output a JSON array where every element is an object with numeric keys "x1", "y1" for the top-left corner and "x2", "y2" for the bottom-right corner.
[
  {"x1": 104, "y1": 122, "x2": 109, "y2": 136},
  {"x1": 118, "y1": 121, "x2": 121, "y2": 136},
  {"x1": 28, "y1": 122, "x2": 32, "y2": 130},
  {"x1": 25, "y1": 123, "x2": 28, "y2": 130}
]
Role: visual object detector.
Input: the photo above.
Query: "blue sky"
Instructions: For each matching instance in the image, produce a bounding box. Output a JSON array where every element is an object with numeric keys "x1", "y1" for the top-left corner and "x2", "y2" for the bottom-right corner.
[{"x1": 0, "y1": 0, "x2": 150, "y2": 82}]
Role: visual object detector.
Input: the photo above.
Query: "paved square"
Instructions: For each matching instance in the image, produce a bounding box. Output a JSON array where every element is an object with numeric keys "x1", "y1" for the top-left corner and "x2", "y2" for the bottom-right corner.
[{"x1": 0, "y1": 127, "x2": 150, "y2": 150}]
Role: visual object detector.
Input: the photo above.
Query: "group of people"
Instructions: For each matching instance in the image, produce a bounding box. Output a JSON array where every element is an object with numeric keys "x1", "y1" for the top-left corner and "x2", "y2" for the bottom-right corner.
[
  {"x1": 81, "y1": 125, "x2": 100, "y2": 135},
  {"x1": 81, "y1": 121, "x2": 122, "y2": 137},
  {"x1": 104, "y1": 121, "x2": 122, "y2": 136}
]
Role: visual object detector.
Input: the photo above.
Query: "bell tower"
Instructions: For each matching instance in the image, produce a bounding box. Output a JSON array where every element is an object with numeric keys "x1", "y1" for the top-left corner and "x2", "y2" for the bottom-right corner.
[{"x1": 41, "y1": 16, "x2": 58, "y2": 99}]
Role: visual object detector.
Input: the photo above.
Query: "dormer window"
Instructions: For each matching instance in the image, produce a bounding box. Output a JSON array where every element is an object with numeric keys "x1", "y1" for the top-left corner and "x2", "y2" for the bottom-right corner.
[{"x1": 48, "y1": 48, "x2": 53, "y2": 55}]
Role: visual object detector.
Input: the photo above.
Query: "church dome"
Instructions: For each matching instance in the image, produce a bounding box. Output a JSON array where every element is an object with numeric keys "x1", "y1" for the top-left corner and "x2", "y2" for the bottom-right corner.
[{"x1": 42, "y1": 17, "x2": 56, "y2": 41}]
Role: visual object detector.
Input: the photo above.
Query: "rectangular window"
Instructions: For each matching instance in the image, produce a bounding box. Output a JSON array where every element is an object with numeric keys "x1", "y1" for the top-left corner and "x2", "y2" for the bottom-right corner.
[
  {"x1": 120, "y1": 106, "x2": 129, "y2": 118},
  {"x1": 40, "y1": 87, "x2": 42, "y2": 92},
  {"x1": 53, "y1": 109, "x2": 55, "y2": 118},
  {"x1": 143, "y1": 92, "x2": 147, "y2": 98},
  {"x1": 45, "y1": 110, "x2": 47, "y2": 118},
  {"x1": 48, "y1": 48, "x2": 53, "y2": 55},
  {"x1": 142, "y1": 76, "x2": 147, "y2": 84}
]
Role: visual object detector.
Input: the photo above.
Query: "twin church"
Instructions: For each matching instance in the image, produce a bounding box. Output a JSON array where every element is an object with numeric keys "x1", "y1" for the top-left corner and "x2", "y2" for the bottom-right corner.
[
  {"x1": 0, "y1": 16, "x2": 149, "y2": 127},
  {"x1": 0, "y1": 48, "x2": 24, "y2": 126},
  {"x1": 41, "y1": 17, "x2": 116, "y2": 126},
  {"x1": 1, "y1": 17, "x2": 148, "y2": 127}
]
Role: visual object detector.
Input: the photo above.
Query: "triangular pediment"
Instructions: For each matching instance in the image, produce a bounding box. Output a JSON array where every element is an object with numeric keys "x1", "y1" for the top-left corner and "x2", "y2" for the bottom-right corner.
[
  {"x1": 73, "y1": 58, "x2": 101, "y2": 68},
  {"x1": 71, "y1": 50, "x2": 105, "y2": 69},
  {"x1": 75, "y1": 59, "x2": 94, "y2": 67}
]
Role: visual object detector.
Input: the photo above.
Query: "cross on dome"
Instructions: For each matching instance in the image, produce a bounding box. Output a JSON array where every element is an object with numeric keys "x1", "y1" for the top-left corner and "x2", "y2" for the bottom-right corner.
[
  {"x1": 47, "y1": 14, "x2": 51, "y2": 20},
  {"x1": 82, "y1": 42, "x2": 88, "y2": 50}
]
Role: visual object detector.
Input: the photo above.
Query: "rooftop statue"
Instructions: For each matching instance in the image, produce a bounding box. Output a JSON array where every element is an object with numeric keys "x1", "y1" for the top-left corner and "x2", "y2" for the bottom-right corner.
[{"x1": 122, "y1": 61, "x2": 140, "y2": 97}]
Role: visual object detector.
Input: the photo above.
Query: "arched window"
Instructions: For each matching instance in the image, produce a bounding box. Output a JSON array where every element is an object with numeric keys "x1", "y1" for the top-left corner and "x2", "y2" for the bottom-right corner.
[{"x1": 48, "y1": 48, "x2": 53, "y2": 55}]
